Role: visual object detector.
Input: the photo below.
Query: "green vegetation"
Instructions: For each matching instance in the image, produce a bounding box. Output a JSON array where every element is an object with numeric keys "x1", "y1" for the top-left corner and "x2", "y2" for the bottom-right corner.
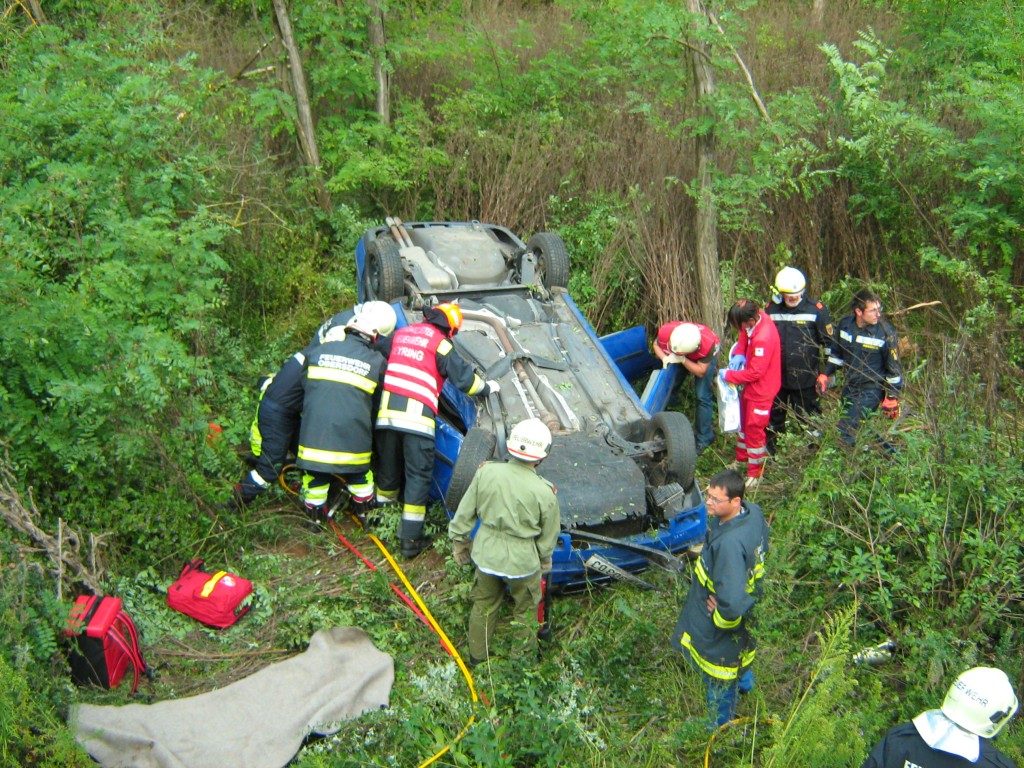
[{"x1": 1, "y1": 1, "x2": 1023, "y2": 765}]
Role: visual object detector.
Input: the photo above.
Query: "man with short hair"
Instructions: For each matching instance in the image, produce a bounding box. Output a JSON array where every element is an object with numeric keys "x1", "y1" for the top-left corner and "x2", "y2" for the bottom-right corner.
[
  {"x1": 449, "y1": 418, "x2": 561, "y2": 664},
  {"x1": 673, "y1": 469, "x2": 769, "y2": 728},
  {"x1": 824, "y1": 289, "x2": 902, "y2": 446}
]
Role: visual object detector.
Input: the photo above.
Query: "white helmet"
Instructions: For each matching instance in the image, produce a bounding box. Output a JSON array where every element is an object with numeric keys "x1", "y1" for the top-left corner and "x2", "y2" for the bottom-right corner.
[
  {"x1": 507, "y1": 418, "x2": 552, "y2": 462},
  {"x1": 941, "y1": 667, "x2": 1019, "y2": 738},
  {"x1": 774, "y1": 266, "x2": 806, "y2": 295},
  {"x1": 347, "y1": 301, "x2": 397, "y2": 338},
  {"x1": 669, "y1": 323, "x2": 702, "y2": 355}
]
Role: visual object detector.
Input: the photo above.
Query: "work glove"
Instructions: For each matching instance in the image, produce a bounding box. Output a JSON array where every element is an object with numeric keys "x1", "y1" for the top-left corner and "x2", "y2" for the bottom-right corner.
[
  {"x1": 484, "y1": 379, "x2": 501, "y2": 396},
  {"x1": 880, "y1": 397, "x2": 900, "y2": 419},
  {"x1": 816, "y1": 373, "x2": 830, "y2": 395},
  {"x1": 453, "y1": 539, "x2": 473, "y2": 566},
  {"x1": 728, "y1": 354, "x2": 746, "y2": 371},
  {"x1": 539, "y1": 555, "x2": 553, "y2": 573},
  {"x1": 662, "y1": 353, "x2": 683, "y2": 368}
]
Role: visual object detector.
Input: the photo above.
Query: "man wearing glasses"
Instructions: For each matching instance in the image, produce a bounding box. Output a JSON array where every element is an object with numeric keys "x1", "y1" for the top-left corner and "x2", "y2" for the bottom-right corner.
[
  {"x1": 672, "y1": 470, "x2": 770, "y2": 728},
  {"x1": 824, "y1": 289, "x2": 903, "y2": 446}
]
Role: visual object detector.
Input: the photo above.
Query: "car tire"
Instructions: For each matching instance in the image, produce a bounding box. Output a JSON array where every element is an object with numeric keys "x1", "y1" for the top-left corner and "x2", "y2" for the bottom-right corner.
[
  {"x1": 364, "y1": 236, "x2": 405, "y2": 302},
  {"x1": 644, "y1": 411, "x2": 697, "y2": 491},
  {"x1": 444, "y1": 428, "x2": 497, "y2": 511},
  {"x1": 526, "y1": 232, "x2": 570, "y2": 289}
]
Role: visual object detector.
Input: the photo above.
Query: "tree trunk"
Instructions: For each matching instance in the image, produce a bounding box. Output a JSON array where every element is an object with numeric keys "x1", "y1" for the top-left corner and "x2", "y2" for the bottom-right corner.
[
  {"x1": 367, "y1": 0, "x2": 391, "y2": 125},
  {"x1": 812, "y1": 0, "x2": 826, "y2": 28},
  {"x1": 684, "y1": 0, "x2": 724, "y2": 336},
  {"x1": 271, "y1": 0, "x2": 331, "y2": 210}
]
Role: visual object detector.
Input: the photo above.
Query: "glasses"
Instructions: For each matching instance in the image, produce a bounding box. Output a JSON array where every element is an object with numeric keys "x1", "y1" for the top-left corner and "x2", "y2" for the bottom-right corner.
[
  {"x1": 860, "y1": 304, "x2": 883, "y2": 315},
  {"x1": 705, "y1": 493, "x2": 730, "y2": 506}
]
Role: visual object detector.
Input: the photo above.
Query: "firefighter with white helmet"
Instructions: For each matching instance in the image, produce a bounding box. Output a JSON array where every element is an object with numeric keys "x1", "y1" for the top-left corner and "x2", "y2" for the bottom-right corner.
[
  {"x1": 376, "y1": 301, "x2": 500, "y2": 558},
  {"x1": 295, "y1": 302, "x2": 398, "y2": 526},
  {"x1": 652, "y1": 320, "x2": 721, "y2": 454},
  {"x1": 764, "y1": 266, "x2": 835, "y2": 453},
  {"x1": 861, "y1": 666, "x2": 1018, "y2": 768},
  {"x1": 448, "y1": 418, "x2": 561, "y2": 665},
  {"x1": 231, "y1": 303, "x2": 396, "y2": 509}
]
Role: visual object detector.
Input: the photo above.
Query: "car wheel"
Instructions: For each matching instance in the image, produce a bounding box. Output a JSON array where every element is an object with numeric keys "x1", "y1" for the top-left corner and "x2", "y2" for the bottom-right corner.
[
  {"x1": 364, "y1": 237, "x2": 404, "y2": 302},
  {"x1": 445, "y1": 428, "x2": 497, "y2": 510},
  {"x1": 644, "y1": 411, "x2": 697, "y2": 490},
  {"x1": 526, "y1": 232, "x2": 570, "y2": 289}
]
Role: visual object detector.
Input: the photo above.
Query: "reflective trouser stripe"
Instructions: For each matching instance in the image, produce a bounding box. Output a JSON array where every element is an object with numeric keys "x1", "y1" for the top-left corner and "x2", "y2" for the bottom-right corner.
[
  {"x1": 303, "y1": 474, "x2": 329, "y2": 506},
  {"x1": 402, "y1": 504, "x2": 426, "y2": 522},
  {"x1": 249, "y1": 469, "x2": 271, "y2": 488},
  {"x1": 347, "y1": 479, "x2": 374, "y2": 502}
]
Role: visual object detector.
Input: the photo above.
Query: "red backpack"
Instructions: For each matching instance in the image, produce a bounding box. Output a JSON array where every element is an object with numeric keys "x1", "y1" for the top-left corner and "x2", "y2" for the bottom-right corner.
[
  {"x1": 65, "y1": 595, "x2": 149, "y2": 694},
  {"x1": 167, "y1": 558, "x2": 253, "y2": 628}
]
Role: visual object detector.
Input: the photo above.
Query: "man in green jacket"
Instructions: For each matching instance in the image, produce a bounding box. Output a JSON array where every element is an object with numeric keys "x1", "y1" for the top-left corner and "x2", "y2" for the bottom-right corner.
[
  {"x1": 449, "y1": 418, "x2": 561, "y2": 665},
  {"x1": 672, "y1": 469, "x2": 770, "y2": 728}
]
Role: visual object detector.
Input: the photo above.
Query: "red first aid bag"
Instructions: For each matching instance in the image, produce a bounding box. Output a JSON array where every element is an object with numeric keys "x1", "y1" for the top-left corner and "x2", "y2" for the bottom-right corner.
[
  {"x1": 65, "y1": 595, "x2": 148, "y2": 694},
  {"x1": 167, "y1": 558, "x2": 253, "y2": 628}
]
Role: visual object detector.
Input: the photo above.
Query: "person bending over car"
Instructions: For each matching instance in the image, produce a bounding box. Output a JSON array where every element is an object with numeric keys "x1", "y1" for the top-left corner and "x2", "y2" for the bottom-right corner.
[{"x1": 375, "y1": 302, "x2": 499, "y2": 558}]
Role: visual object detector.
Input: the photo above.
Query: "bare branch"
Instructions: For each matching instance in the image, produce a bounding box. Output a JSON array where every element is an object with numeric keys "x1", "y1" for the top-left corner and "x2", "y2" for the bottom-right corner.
[{"x1": 0, "y1": 447, "x2": 105, "y2": 593}]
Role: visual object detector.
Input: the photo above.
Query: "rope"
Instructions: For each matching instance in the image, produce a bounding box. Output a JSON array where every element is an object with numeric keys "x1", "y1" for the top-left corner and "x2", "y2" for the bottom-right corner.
[{"x1": 279, "y1": 465, "x2": 481, "y2": 763}]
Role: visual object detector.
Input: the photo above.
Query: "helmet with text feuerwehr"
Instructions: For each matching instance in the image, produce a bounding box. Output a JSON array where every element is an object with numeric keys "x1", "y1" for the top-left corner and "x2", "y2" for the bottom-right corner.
[
  {"x1": 941, "y1": 667, "x2": 1019, "y2": 738},
  {"x1": 507, "y1": 418, "x2": 552, "y2": 462}
]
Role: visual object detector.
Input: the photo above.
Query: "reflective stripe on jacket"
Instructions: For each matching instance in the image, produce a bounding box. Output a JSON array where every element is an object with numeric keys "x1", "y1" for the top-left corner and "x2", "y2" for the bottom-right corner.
[
  {"x1": 384, "y1": 323, "x2": 446, "y2": 413},
  {"x1": 295, "y1": 335, "x2": 385, "y2": 474},
  {"x1": 765, "y1": 297, "x2": 834, "y2": 390},
  {"x1": 825, "y1": 315, "x2": 903, "y2": 395},
  {"x1": 673, "y1": 501, "x2": 770, "y2": 680}
]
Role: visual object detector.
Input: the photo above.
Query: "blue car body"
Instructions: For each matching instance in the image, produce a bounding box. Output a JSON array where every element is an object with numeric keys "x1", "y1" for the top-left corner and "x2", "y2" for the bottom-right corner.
[{"x1": 357, "y1": 220, "x2": 705, "y2": 590}]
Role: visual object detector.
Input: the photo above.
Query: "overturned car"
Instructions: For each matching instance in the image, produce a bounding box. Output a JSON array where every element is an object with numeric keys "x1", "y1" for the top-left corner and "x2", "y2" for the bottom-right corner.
[{"x1": 357, "y1": 219, "x2": 707, "y2": 590}]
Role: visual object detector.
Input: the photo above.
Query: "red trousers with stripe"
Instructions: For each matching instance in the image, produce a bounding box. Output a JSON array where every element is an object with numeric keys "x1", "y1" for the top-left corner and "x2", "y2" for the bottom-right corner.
[{"x1": 735, "y1": 397, "x2": 772, "y2": 478}]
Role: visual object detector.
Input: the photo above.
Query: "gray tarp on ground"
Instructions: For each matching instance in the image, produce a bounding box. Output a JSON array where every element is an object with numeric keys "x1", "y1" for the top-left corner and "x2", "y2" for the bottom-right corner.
[{"x1": 71, "y1": 626, "x2": 394, "y2": 768}]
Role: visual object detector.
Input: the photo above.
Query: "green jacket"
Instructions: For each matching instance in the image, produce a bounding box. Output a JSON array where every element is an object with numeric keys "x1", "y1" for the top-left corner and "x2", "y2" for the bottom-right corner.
[{"x1": 449, "y1": 460, "x2": 561, "y2": 579}]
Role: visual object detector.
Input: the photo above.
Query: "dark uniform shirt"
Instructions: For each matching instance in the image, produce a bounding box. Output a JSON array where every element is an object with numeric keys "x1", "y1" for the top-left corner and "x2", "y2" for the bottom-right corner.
[
  {"x1": 765, "y1": 296, "x2": 834, "y2": 390},
  {"x1": 296, "y1": 333, "x2": 387, "y2": 474},
  {"x1": 861, "y1": 721, "x2": 1014, "y2": 768},
  {"x1": 825, "y1": 315, "x2": 903, "y2": 396},
  {"x1": 673, "y1": 502, "x2": 770, "y2": 680}
]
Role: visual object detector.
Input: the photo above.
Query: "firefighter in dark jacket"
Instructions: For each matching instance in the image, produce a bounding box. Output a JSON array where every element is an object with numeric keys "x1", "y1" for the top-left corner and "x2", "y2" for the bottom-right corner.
[
  {"x1": 296, "y1": 302, "x2": 398, "y2": 525},
  {"x1": 824, "y1": 289, "x2": 903, "y2": 446},
  {"x1": 376, "y1": 302, "x2": 499, "y2": 558},
  {"x1": 861, "y1": 667, "x2": 1017, "y2": 768},
  {"x1": 673, "y1": 469, "x2": 769, "y2": 728},
  {"x1": 764, "y1": 267, "x2": 835, "y2": 453},
  {"x1": 232, "y1": 303, "x2": 394, "y2": 507}
]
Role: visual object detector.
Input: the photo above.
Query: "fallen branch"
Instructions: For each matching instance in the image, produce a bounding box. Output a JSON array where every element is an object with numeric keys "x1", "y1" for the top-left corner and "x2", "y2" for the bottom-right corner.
[{"x1": 0, "y1": 446, "x2": 105, "y2": 594}]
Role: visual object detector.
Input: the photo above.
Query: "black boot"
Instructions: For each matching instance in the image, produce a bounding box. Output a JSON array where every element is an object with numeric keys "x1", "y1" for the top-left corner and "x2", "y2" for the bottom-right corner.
[
  {"x1": 401, "y1": 537, "x2": 432, "y2": 559},
  {"x1": 304, "y1": 503, "x2": 328, "y2": 530},
  {"x1": 351, "y1": 498, "x2": 372, "y2": 530}
]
